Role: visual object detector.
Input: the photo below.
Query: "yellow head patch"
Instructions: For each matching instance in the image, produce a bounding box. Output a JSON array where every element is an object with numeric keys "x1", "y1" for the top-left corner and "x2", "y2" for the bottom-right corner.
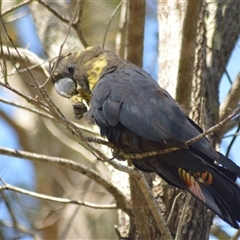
[{"x1": 86, "y1": 56, "x2": 108, "y2": 90}]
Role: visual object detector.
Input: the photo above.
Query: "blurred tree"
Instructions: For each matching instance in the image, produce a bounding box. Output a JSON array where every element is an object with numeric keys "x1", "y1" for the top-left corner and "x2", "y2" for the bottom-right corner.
[{"x1": 0, "y1": 0, "x2": 240, "y2": 240}]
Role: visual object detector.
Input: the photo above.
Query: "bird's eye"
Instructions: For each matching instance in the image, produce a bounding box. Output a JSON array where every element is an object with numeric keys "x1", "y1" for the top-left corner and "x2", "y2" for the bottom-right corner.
[{"x1": 67, "y1": 64, "x2": 75, "y2": 75}]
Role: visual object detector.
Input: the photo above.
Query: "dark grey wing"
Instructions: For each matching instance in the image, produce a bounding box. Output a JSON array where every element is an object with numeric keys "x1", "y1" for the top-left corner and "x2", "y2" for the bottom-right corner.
[
  {"x1": 91, "y1": 65, "x2": 240, "y2": 176},
  {"x1": 92, "y1": 65, "x2": 204, "y2": 144}
]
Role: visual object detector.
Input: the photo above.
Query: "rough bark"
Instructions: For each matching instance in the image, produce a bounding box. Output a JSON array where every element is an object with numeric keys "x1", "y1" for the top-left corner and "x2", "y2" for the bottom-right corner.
[
  {"x1": 125, "y1": 1, "x2": 163, "y2": 239},
  {"x1": 156, "y1": 1, "x2": 240, "y2": 239}
]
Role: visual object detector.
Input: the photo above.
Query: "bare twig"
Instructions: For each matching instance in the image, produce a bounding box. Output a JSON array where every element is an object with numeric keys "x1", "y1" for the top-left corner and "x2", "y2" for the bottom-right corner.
[
  {"x1": 38, "y1": 0, "x2": 70, "y2": 25},
  {"x1": 0, "y1": 190, "x2": 35, "y2": 236},
  {"x1": 84, "y1": 106, "x2": 240, "y2": 162},
  {"x1": 86, "y1": 137, "x2": 114, "y2": 147},
  {"x1": 166, "y1": 192, "x2": 182, "y2": 226},
  {"x1": 231, "y1": 228, "x2": 240, "y2": 240},
  {"x1": 0, "y1": 82, "x2": 50, "y2": 112},
  {"x1": 0, "y1": 191, "x2": 19, "y2": 231},
  {"x1": 38, "y1": 0, "x2": 88, "y2": 48},
  {"x1": 0, "y1": 147, "x2": 129, "y2": 213},
  {"x1": 0, "y1": 97, "x2": 53, "y2": 120},
  {"x1": 43, "y1": 119, "x2": 95, "y2": 162},
  {"x1": 133, "y1": 170, "x2": 173, "y2": 240},
  {"x1": 40, "y1": 0, "x2": 81, "y2": 88},
  {"x1": 175, "y1": 193, "x2": 191, "y2": 240},
  {"x1": 0, "y1": 45, "x2": 49, "y2": 81},
  {"x1": 107, "y1": 159, "x2": 135, "y2": 174},
  {"x1": 0, "y1": 180, "x2": 116, "y2": 210},
  {"x1": 2, "y1": 0, "x2": 33, "y2": 17},
  {"x1": 102, "y1": 0, "x2": 123, "y2": 48},
  {"x1": 219, "y1": 72, "x2": 240, "y2": 135},
  {"x1": 176, "y1": 0, "x2": 201, "y2": 112},
  {"x1": 114, "y1": 147, "x2": 180, "y2": 160},
  {"x1": 226, "y1": 124, "x2": 240, "y2": 157},
  {"x1": 187, "y1": 107, "x2": 240, "y2": 146},
  {"x1": 72, "y1": 0, "x2": 88, "y2": 47}
]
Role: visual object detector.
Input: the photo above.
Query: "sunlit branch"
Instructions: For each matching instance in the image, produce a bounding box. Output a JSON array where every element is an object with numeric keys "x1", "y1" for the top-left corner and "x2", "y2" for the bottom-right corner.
[
  {"x1": 38, "y1": 0, "x2": 88, "y2": 48},
  {"x1": 43, "y1": 119, "x2": 95, "y2": 163},
  {"x1": 0, "y1": 82, "x2": 50, "y2": 112},
  {"x1": 0, "y1": 147, "x2": 129, "y2": 213},
  {"x1": 2, "y1": 0, "x2": 33, "y2": 17},
  {"x1": 1, "y1": 45, "x2": 49, "y2": 78},
  {"x1": 219, "y1": 72, "x2": 240, "y2": 136},
  {"x1": 175, "y1": 193, "x2": 191, "y2": 240},
  {"x1": 166, "y1": 192, "x2": 182, "y2": 227},
  {"x1": 72, "y1": 0, "x2": 88, "y2": 47},
  {"x1": 226, "y1": 124, "x2": 240, "y2": 157},
  {"x1": 0, "y1": 97, "x2": 53, "y2": 120},
  {"x1": 102, "y1": 0, "x2": 123, "y2": 48},
  {"x1": 187, "y1": 107, "x2": 240, "y2": 146},
  {"x1": 133, "y1": 170, "x2": 173, "y2": 240},
  {"x1": 0, "y1": 181, "x2": 117, "y2": 210},
  {"x1": 231, "y1": 228, "x2": 240, "y2": 240}
]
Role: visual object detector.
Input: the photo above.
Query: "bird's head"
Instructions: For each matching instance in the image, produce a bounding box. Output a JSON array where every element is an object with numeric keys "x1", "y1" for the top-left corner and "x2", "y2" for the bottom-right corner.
[{"x1": 50, "y1": 46, "x2": 125, "y2": 104}]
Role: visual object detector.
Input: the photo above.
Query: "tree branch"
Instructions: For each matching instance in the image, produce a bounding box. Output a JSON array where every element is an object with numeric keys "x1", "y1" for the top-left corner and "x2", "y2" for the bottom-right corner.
[
  {"x1": 2, "y1": 0, "x2": 33, "y2": 17},
  {"x1": 176, "y1": 0, "x2": 201, "y2": 112},
  {"x1": 219, "y1": 72, "x2": 240, "y2": 134},
  {"x1": 0, "y1": 147, "x2": 129, "y2": 213},
  {"x1": 133, "y1": 170, "x2": 173, "y2": 240},
  {"x1": 187, "y1": 106, "x2": 240, "y2": 146},
  {"x1": 0, "y1": 180, "x2": 117, "y2": 210}
]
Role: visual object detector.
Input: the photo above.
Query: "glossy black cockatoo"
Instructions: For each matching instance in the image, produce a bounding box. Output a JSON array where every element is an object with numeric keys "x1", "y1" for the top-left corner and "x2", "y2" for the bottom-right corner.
[{"x1": 50, "y1": 46, "x2": 240, "y2": 228}]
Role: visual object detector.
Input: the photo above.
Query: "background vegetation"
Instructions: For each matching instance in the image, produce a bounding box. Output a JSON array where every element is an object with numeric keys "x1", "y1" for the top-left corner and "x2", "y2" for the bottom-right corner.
[{"x1": 0, "y1": 1, "x2": 240, "y2": 239}]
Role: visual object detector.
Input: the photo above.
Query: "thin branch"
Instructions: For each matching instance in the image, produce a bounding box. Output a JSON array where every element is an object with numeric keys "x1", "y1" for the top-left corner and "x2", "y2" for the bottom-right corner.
[
  {"x1": 0, "y1": 15, "x2": 8, "y2": 85},
  {"x1": 0, "y1": 191, "x2": 19, "y2": 231},
  {"x1": 86, "y1": 106, "x2": 240, "y2": 161},
  {"x1": 102, "y1": 0, "x2": 123, "y2": 48},
  {"x1": 187, "y1": 107, "x2": 240, "y2": 146},
  {"x1": 176, "y1": 0, "x2": 201, "y2": 112},
  {"x1": 2, "y1": 0, "x2": 33, "y2": 17},
  {"x1": 114, "y1": 147, "x2": 180, "y2": 160},
  {"x1": 38, "y1": 0, "x2": 70, "y2": 25},
  {"x1": 38, "y1": 0, "x2": 88, "y2": 48},
  {"x1": 166, "y1": 192, "x2": 182, "y2": 226},
  {"x1": 0, "y1": 97, "x2": 53, "y2": 120},
  {"x1": 175, "y1": 193, "x2": 191, "y2": 240},
  {"x1": 224, "y1": 69, "x2": 233, "y2": 84},
  {"x1": 219, "y1": 72, "x2": 240, "y2": 135},
  {"x1": 226, "y1": 124, "x2": 240, "y2": 157},
  {"x1": 1, "y1": 29, "x2": 46, "y2": 90},
  {"x1": 133, "y1": 170, "x2": 173, "y2": 240},
  {"x1": 0, "y1": 220, "x2": 35, "y2": 237},
  {"x1": 40, "y1": 0, "x2": 80, "y2": 88},
  {"x1": 107, "y1": 159, "x2": 135, "y2": 174},
  {"x1": 0, "y1": 82, "x2": 50, "y2": 112},
  {"x1": 127, "y1": 0, "x2": 145, "y2": 67},
  {"x1": 72, "y1": 0, "x2": 88, "y2": 47},
  {"x1": 43, "y1": 119, "x2": 95, "y2": 163},
  {"x1": 86, "y1": 137, "x2": 115, "y2": 148},
  {"x1": 0, "y1": 147, "x2": 129, "y2": 213},
  {"x1": 0, "y1": 190, "x2": 35, "y2": 236},
  {"x1": 0, "y1": 181, "x2": 116, "y2": 210},
  {"x1": 231, "y1": 228, "x2": 240, "y2": 240},
  {"x1": 1, "y1": 45, "x2": 49, "y2": 78}
]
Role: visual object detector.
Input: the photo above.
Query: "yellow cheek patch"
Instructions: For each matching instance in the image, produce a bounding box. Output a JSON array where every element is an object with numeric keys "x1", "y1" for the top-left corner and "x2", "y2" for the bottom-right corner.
[{"x1": 86, "y1": 57, "x2": 107, "y2": 90}]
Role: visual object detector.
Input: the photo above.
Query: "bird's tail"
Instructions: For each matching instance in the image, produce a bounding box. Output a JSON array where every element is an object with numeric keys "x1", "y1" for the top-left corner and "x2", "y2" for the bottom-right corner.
[{"x1": 133, "y1": 149, "x2": 240, "y2": 229}]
